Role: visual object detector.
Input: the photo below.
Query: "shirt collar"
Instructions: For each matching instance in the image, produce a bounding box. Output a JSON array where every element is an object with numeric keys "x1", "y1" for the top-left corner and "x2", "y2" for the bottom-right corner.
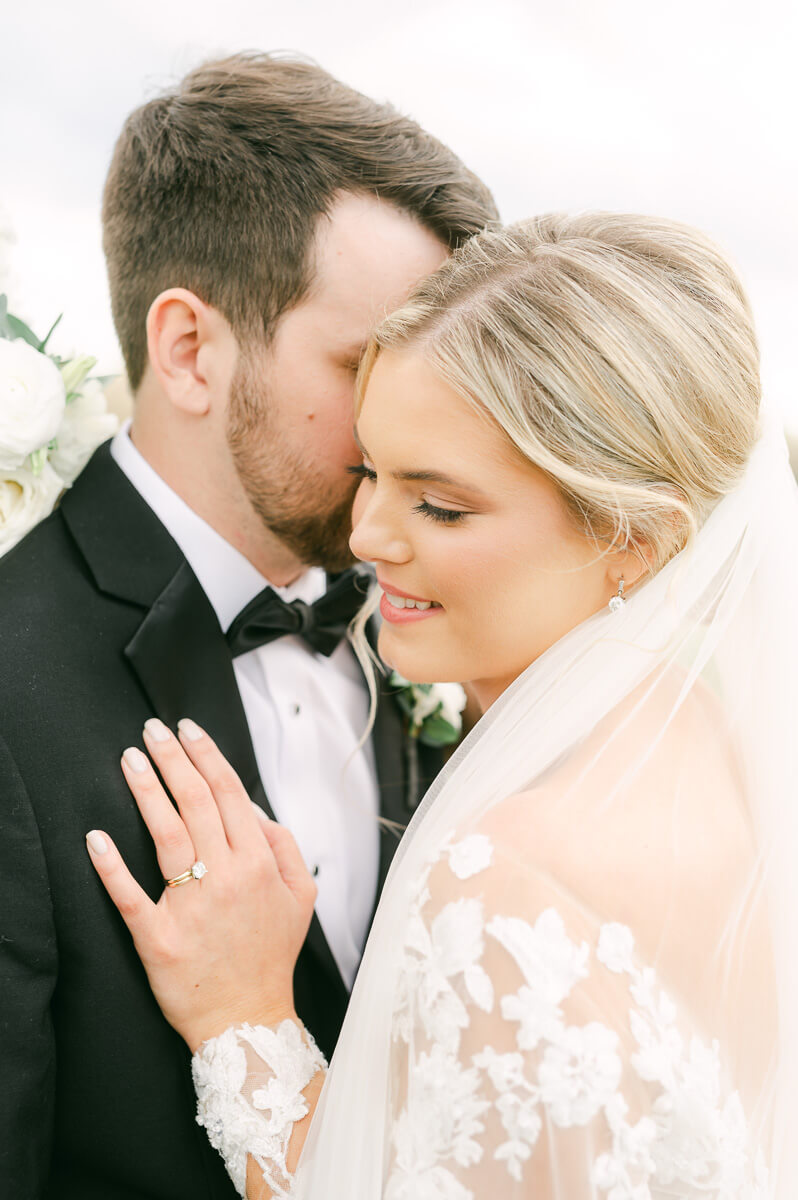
[{"x1": 110, "y1": 421, "x2": 326, "y2": 632}]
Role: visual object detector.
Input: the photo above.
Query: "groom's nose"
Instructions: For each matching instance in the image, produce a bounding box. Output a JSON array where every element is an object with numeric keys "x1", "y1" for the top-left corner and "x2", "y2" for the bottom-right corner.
[{"x1": 349, "y1": 490, "x2": 412, "y2": 566}]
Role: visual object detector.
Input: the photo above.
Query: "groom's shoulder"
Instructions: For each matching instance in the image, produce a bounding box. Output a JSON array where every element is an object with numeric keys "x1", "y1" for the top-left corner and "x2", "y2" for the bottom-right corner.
[
  {"x1": 0, "y1": 440, "x2": 173, "y2": 634},
  {"x1": 0, "y1": 505, "x2": 84, "y2": 600},
  {"x1": 0, "y1": 507, "x2": 95, "y2": 657},
  {"x1": 0, "y1": 445, "x2": 129, "y2": 642}
]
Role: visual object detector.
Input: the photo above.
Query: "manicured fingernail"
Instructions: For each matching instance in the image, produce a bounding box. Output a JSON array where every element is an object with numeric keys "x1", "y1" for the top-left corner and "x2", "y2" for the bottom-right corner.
[
  {"x1": 86, "y1": 830, "x2": 108, "y2": 855},
  {"x1": 123, "y1": 746, "x2": 149, "y2": 773},
  {"x1": 144, "y1": 718, "x2": 170, "y2": 742},
  {"x1": 178, "y1": 718, "x2": 204, "y2": 742},
  {"x1": 251, "y1": 801, "x2": 272, "y2": 825}
]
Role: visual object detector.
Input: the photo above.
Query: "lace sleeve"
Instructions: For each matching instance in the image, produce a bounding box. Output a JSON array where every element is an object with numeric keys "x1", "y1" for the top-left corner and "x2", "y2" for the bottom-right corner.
[
  {"x1": 191, "y1": 1019, "x2": 327, "y2": 1198},
  {"x1": 385, "y1": 831, "x2": 767, "y2": 1199}
]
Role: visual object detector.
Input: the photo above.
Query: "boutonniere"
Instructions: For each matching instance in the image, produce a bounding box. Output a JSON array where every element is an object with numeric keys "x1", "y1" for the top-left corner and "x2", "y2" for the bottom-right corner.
[{"x1": 389, "y1": 671, "x2": 467, "y2": 747}]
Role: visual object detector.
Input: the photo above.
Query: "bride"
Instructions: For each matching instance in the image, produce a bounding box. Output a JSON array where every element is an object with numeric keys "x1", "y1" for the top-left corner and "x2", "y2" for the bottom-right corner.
[{"x1": 87, "y1": 212, "x2": 797, "y2": 1198}]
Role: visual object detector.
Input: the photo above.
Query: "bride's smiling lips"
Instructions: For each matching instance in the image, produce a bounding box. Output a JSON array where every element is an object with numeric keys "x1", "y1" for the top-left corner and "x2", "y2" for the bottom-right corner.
[{"x1": 377, "y1": 578, "x2": 444, "y2": 625}]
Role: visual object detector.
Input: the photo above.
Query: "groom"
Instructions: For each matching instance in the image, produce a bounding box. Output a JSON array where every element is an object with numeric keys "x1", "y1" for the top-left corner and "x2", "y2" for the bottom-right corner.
[{"x1": 0, "y1": 54, "x2": 496, "y2": 1199}]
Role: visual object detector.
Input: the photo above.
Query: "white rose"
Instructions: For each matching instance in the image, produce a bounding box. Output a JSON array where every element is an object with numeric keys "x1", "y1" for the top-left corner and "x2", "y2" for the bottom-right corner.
[
  {"x1": 0, "y1": 461, "x2": 64, "y2": 557},
  {"x1": 50, "y1": 379, "x2": 119, "y2": 484},
  {"x1": 434, "y1": 682, "x2": 467, "y2": 729},
  {"x1": 0, "y1": 338, "x2": 66, "y2": 470},
  {"x1": 410, "y1": 687, "x2": 443, "y2": 725}
]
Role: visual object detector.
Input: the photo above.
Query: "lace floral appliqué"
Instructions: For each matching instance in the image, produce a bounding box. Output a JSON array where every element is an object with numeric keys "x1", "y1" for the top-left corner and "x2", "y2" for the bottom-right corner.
[
  {"x1": 386, "y1": 835, "x2": 767, "y2": 1199},
  {"x1": 192, "y1": 1019, "x2": 327, "y2": 1198}
]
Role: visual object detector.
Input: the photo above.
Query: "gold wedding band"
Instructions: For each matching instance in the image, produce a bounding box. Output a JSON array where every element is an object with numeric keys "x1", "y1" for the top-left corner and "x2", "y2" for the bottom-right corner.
[{"x1": 165, "y1": 861, "x2": 208, "y2": 887}]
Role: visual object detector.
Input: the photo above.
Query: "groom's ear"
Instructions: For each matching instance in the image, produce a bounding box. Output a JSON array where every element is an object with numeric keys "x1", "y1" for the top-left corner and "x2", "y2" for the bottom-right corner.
[{"x1": 145, "y1": 288, "x2": 234, "y2": 416}]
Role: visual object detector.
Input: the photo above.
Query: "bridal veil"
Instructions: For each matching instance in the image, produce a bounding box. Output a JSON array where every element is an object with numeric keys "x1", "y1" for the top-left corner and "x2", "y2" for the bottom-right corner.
[{"x1": 294, "y1": 401, "x2": 797, "y2": 1198}]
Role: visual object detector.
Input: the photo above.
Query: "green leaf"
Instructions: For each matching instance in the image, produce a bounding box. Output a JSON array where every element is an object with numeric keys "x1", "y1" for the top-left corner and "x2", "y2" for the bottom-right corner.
[
  {"x1": 0, "y1": 294, "x2": 10, "y2": 339},
  {"x1": 417, "y1": 713, "x2": 460, "y2": 747},
  {"x1": 38, "y1": 311, "x2": 63, "y2": 352},
  {"x1": 6, "y1": 312, "x2": 42, "y2": 350}
]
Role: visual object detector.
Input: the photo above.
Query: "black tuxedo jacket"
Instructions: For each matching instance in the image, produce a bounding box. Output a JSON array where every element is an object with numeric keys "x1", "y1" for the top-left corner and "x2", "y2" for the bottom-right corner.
[{"x1": 0, "y1": 442, "x2": 442, "y2": 1199}]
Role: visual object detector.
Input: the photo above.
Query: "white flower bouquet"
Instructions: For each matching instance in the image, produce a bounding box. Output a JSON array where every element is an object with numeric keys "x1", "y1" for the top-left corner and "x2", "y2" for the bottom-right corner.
[{"x1": 0, "y1": 295, "x2": 119, "y2": 557}]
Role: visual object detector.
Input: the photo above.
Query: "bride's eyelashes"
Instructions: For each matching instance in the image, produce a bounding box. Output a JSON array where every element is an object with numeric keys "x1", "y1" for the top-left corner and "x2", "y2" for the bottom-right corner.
[
  {"x1": 346, "y1": 464, "x2": 376, "y2": 481},
  {"x1": 413, "y1": 500, "x2": 467, "y2": 525},
  {"x1": 347, "y1": 464, "x2": 469, "y2": 525}
]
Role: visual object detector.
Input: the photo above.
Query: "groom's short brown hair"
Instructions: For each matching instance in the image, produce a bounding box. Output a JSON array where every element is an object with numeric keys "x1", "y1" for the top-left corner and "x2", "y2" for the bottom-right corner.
[{"x1": 102, "y1": 52, "x2": 498, "y2": 390}]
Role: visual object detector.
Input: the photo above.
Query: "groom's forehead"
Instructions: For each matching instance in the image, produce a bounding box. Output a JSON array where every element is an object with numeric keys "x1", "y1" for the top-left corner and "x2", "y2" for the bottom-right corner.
[{"x1": 306, "y1": 194, "x2": 448, "y2": 324}]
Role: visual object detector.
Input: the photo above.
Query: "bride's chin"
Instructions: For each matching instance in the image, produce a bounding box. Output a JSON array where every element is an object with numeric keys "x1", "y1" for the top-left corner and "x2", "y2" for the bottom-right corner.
[{"x1": 378, "y1": 635, "x2": 449, "y2": 686}]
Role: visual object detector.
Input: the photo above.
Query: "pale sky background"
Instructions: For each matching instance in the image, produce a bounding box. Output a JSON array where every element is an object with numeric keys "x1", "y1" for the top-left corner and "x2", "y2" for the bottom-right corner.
[{"x1": 2, "y1": 0, "x2": 796, "y2": 425}]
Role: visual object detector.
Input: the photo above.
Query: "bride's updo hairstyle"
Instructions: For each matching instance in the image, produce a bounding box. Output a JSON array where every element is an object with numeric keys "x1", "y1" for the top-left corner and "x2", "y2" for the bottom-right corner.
[{"x1": 357, "y1": 212, "x2": 761, "y2": 572}]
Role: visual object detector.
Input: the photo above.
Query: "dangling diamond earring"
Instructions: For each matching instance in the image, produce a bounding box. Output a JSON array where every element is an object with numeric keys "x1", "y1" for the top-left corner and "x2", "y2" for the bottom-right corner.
[{"x1": 609, "y1": 578, "x2": 626, "y2": 613}]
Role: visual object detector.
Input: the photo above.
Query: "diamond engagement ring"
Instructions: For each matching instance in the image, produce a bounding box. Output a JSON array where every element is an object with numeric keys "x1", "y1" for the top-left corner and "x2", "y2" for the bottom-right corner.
[{"x1": 165, "y1": 861, "x2": 208, "y2": 887}]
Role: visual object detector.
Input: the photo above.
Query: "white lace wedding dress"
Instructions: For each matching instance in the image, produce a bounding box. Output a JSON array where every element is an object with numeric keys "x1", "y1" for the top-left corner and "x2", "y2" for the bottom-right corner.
[
  {"x1": 193, "y1": 814, "x2": 771, "y2": 1200},
  {"x1": 190, "y1": 418, "x2": 796, "y2": 1198}
]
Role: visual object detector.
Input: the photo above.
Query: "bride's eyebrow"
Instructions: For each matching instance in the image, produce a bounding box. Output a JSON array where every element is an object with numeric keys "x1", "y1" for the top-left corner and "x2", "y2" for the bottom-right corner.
[
  {"x1": 393, "y1": 469, "x2": 487, "y2": 498},
  {"x1": 352, "y1": 428, "x2": 487, "y2": 498}
]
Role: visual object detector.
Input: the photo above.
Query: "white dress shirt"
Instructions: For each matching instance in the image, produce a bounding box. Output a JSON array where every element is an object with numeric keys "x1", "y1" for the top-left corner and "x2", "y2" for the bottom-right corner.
[{"x1": 111, "y1": 423, "x2": 380, "y2": 989}]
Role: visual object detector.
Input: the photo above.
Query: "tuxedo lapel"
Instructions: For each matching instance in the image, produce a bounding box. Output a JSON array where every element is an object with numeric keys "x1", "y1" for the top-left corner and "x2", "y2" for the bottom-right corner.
[
  {"x1": 61, "y1": 442, "x2": 346, "y2": 997},
  {"x1": 125, "y1": 565, "x2": 347, "y2": 994},
  {"x1": 60, "y1": 446, "x2": 262, "y2": 797},
  {"x1": 124, "y1": 561, "x2": 267, "y2": 805}
]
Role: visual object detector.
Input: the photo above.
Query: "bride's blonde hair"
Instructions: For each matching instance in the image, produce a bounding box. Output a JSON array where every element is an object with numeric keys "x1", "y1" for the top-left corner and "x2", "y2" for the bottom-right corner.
[
  {"x1": 349, "y1": 212, "x2": 762, "y2": 711},
  {"x1": 358, "y1": 212, "x2": 761, "y2": 572}
]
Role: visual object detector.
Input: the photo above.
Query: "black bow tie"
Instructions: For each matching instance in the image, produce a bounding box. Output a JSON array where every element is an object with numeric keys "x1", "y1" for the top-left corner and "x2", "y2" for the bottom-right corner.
[{"x1": 225, "y1": 568, "x2": 370, "y2": 659}]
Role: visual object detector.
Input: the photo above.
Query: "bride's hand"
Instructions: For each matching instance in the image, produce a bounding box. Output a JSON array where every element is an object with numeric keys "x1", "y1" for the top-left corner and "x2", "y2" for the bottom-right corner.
[{"x1": 86, "y1": 718, "x2": 317, "y2": 1052}]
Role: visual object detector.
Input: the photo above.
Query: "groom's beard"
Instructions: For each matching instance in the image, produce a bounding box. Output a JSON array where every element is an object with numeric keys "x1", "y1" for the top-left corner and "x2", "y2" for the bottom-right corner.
[{"x1": 226, "y1": 356, "x2": 358, "y2": 573}]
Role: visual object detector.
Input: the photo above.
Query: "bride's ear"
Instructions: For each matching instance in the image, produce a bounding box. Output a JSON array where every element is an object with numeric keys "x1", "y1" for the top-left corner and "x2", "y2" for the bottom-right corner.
[
  {"x1": 145, "y1": 289, "x2": 233, "y2": 417},
  {"x1": 607, "y1": 538, "x2": 655, "y2": 596}
]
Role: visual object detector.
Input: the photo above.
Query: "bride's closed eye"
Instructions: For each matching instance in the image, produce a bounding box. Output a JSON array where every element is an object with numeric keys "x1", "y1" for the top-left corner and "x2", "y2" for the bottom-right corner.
[
  {"x1": 412, "y1": 500, "x2": 467, "y2": 525},
  {"x1": 347, "y1": 464, "x2": 468, "y2": 525}
]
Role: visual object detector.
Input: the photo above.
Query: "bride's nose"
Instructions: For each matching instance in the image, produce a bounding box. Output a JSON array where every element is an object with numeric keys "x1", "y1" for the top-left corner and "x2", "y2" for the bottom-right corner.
[{"x1": 350, "y1": 490, "x2": 412, "y2": 566}]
